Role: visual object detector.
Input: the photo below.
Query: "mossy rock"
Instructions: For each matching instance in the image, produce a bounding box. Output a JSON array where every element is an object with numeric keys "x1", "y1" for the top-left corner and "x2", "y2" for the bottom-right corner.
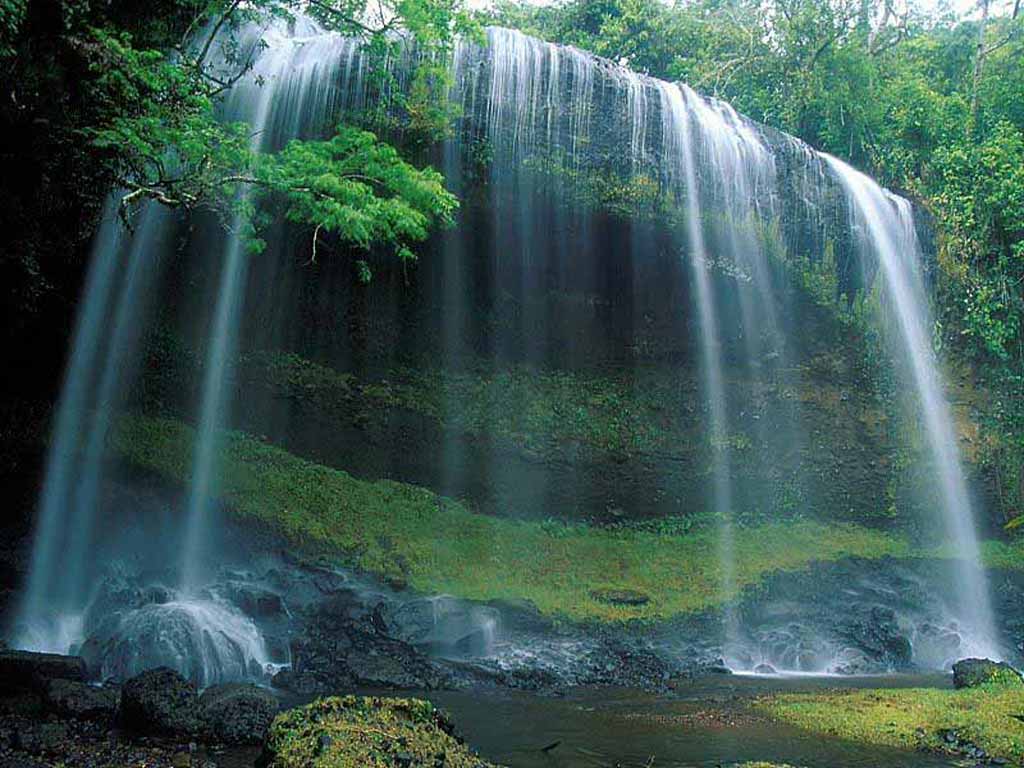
[
  {"x1": 589, "y1": 588, "x2": 651, "y2": 607},
  {"x1": 260, "y1": 696, "x2": 502, "y2": 767},
  {"x1": 952, "y1": 658, "x2": 1023, "y2": 689}
]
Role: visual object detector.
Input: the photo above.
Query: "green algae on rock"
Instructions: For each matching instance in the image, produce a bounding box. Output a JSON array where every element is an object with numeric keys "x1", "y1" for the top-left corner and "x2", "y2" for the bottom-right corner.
[{"x1": 260, "y1": 696, "x2": 501, "y2": 768}]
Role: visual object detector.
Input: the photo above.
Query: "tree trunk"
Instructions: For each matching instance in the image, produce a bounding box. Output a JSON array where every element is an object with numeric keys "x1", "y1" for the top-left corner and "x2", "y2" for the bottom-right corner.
[{"x1": 970, "y1": 0, "x2": 990, "y2": 136}]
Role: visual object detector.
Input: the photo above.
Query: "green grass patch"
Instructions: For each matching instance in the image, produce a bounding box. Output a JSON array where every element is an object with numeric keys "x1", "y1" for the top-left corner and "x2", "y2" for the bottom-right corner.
[
  {"x1": 113, "y1": 414, "x2": 1015, "y2": 622},
  {"x1": 980, "y1": 537, "x2": 1024, "y2": 570},
  {"x1": 757, "y1": 685, "x2": 1024, "y2": 763}
]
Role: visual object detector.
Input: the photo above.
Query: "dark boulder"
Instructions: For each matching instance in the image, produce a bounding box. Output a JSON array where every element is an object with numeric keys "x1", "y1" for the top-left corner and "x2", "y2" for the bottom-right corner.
[
  {"x1": 120, "y1": 667, "x2": 200, "y2": 735},
  {"x1": 218, "y1": 582, "x2": 286, "y2": 619},
  {"x1": 44, "y1": 679, "x2": 119, "y2": 721},
  {"x1": 344, "y1": 641, "x2": 447, "y2": 690},
  {"x1": 0, "y1": 650, "x2": 86, "y2": 692},
  {"x1": 269, "y1": 667, "x2": 324, "y2": 696},
  {"x1": 383, "y1": 596, "x2": 499, "y2": 656},
  {"x1": 199, "y1": 683, "x2": 279, "y2": 745},
  {"x1": 838, "y1": 606, "x2": 913, "y2": 669},
  {"x1": 952, "y1": 658, "x2": 1023, "y2": 689}
]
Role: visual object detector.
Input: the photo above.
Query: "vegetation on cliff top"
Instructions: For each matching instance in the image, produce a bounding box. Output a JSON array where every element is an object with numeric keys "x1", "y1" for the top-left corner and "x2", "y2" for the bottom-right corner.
[
  {"x1": 112, "y1": 414, "x2": 1022, "y2": 622},
  {"x1": 758, "y1": 682, "x2": 1024, "y2": 764}
]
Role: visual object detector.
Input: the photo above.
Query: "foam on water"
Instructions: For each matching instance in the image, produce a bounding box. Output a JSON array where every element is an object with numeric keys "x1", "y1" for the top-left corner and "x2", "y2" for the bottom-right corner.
[{"x1": 91, "y1": 596, "x2": 274, "y2": 687}]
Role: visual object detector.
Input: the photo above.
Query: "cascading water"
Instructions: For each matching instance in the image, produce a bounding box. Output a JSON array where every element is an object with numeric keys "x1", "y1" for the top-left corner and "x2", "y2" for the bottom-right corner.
[
  {"x1": 17, "y1": 201, "x2": 171, "y2": 652},
  {"x1": 657, "y1": 81, "x2": 738, "y2": 650},
  {"x1": 180, "y1": 31, "x2": 288, "y2": 593},
  {"x1": 823, "y1": 154, "x2": 1001, "y2": 659},
  {"x1": 13, "y1": 18, "x2": 1005, "y2": 684},
  {"x1": 14, "y1": 20, "x2": 359, "y2": 684}
]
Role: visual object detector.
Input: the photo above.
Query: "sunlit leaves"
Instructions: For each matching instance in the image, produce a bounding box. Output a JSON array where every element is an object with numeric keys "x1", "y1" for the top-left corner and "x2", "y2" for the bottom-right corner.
[{"x1": 256, "y1": 125, "x2": 457, "y2": 251}]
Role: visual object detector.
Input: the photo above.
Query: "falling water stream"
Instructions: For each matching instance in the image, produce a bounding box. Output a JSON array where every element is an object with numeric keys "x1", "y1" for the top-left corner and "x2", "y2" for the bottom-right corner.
[
  {"x1": 657, "y1": 81, "x2": 738, "y2": 651},
  {"x1": 12, "y1": 20, "x2": 1004, "y2": 683},
  {"x1": 824, "y1": 154, "x2": 1000, "y2": 659}
]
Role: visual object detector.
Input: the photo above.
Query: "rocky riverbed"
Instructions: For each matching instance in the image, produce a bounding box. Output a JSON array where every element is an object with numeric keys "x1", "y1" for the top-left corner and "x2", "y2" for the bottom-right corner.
[{"x1": 4, "y1": 647, "x2": 1019, "y2": 768}]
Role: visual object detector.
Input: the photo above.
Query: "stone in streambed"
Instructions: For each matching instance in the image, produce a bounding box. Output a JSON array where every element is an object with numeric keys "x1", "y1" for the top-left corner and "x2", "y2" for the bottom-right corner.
[
  {"x1": 12, "y1": 721, "x2": 71, "y2": 756},
  {"x1": 44, "y1": 678, "x2": 119, "y2": 721},
  {"x1": 588, "y1": 588, "x2": 650, "y2": 607},
  {"x1": 952, "y1": 658, "x2": 1023, "y2": 689},
  {"x1": 199, "y1": 682, "x2": 279, "y2": 745},
  {"x1": 120, "y1": 667, "x2": 200, "y2": 736},
  {"x1": 0, "y1": 650, "x2": 86, "y2": 692}
]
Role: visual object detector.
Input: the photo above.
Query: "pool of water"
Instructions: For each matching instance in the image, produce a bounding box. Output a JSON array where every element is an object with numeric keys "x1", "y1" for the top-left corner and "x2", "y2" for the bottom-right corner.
[{"x1": 409, "y1": 675, "x2": 959, "y2": 768}]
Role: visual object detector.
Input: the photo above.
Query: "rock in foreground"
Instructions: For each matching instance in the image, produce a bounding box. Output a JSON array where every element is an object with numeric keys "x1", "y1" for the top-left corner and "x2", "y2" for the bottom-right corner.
[
  {"x1": 45, "y1": 678, "x2": 119, "y2": 721},
  {"x1": 951, "y1": 658, "x2": 1023, "y2": 689},
  {"x1": 120, "y1": 667, "x2": 200, "y2": 735},
  {"x1": 260, "y1": 696, "x2": 502, "y2": 767},
  {"x1": 0, "y1": 650, "x2": 86, "y2": 690},
  {"x1": 199, "y1": 682, "x2": 279, "y2": 745}
]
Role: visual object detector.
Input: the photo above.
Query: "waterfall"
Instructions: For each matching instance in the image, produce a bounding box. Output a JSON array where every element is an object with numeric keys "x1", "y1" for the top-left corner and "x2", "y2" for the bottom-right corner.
[
  {"x1": 14, "y1": 20, "x2": 359, "y2": 684},
  {"x1": 18, "y1": 198, "x2": 127, "y2": 652},
  {"x1": 181, "y1": 24, "x2": 356, "y2": 590},
  {"x1": 14, "y1": 18, "x2": 1004, "y2": 680},
  {"x1": 657, "y1": 81, "x2": 738, "y2": 647},
  {"x1": 179, "y1": 40, "x2": 281, "y2": 593},
  {"x1": 17, "y1": 201, "x2": 171, "y2": 652},
  {"x1": 823, "y1": 154, "x2": 1001, "y2": 659}
]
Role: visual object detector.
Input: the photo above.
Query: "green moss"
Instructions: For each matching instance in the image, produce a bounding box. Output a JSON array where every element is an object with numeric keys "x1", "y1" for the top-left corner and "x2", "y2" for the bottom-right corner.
[
  {"x1": 985, "y1": 667, "x2": 1024, "y2": 688},
  {"x1": 262, "y1": 696, "x2": 501, "y2": 768},
  {"x1": 757, "y1": 686, "x2": 1024, "y2": 763},
  {"x1": 979, "y1": 537, "x2": 1024, "y2": 570},
  {"x1": 113, "y1": 414, "x2": 940, "y2": 622}
]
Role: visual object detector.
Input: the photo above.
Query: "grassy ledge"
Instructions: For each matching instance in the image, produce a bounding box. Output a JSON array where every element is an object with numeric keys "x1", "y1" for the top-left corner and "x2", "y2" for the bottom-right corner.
[
  {"x1": 113, "y1": 414, "x2": 1020, "y2": 623},
  {"x1": 756, "y1": 685, "x2": 1024, "y2": 764}
]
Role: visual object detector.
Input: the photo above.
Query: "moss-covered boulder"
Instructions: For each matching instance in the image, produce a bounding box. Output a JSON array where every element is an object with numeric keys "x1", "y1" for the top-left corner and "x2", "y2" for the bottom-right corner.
[
  {"x1": 952, "y1": 658, "x2": 1023, "y2": 689},
  {"x1": 260, "y1": 696, "x2": 501, "y2": 767}
]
